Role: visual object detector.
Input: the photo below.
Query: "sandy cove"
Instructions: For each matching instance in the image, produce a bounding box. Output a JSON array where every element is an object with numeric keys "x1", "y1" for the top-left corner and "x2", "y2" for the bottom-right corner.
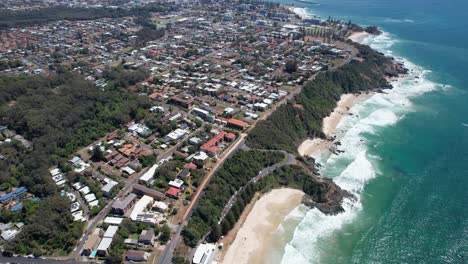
[
  {"x1": 221, "y1": 188, "x2": 304, "y2": 264},
  {"x1": 298, "y1": 92, "x2": 374, "y2": 157},
  {"x1": 348, "y1": 31, "x2": 371, "y2": 43}
]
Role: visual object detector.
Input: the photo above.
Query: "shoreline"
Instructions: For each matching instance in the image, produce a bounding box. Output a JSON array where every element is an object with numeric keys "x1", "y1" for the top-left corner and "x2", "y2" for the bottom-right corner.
[
  {"x1": 286, "y1": 6, "x2": 312, "y2": 20},
  {"x1": 221, "y1": 188, "x2": 304, "y2": 264},
  {"x1": 348, "y1": 31, "x2": 371, "y2": 43},
  {"x1": 298, "y1": 92, "x2": 374, "y2": 158}
]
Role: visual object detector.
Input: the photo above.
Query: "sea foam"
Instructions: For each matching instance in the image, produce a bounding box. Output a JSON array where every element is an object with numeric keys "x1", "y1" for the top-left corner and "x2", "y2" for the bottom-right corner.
[{"x1": 280, "y1": 31, "x2": 440, "y2": 264}]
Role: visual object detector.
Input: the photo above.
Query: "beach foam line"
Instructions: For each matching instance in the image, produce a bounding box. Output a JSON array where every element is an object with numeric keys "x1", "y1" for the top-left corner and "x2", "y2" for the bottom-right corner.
[{"x1": 280, "y1": 31, "x2": 443, "y2": 264}]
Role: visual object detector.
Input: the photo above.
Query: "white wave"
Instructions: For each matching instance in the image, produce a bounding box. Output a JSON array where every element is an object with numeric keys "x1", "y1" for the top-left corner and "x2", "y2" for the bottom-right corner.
[
  {"x1": 280, "y1": 31, "x2": 442, "y2": 263},
  {"x1": 382, "y1": 18, "x2": 415, "y2": 23}
]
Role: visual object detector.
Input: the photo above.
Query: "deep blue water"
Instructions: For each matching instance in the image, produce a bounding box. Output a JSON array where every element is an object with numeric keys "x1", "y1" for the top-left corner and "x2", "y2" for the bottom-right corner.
[{"x1": 276, "y1": 1, "x2": 468, "y2": 263}]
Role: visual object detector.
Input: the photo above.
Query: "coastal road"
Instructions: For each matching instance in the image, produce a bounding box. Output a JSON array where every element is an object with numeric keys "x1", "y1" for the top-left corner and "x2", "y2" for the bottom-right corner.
[{"x1": 157, "y1": 134, "x2": 247, "y2": 264}]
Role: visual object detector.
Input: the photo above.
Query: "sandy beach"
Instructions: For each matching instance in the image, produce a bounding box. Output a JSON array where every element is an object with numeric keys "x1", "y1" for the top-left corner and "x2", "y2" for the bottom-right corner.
[
  {"x1": 348, "y1": 31, "x2": 371, "y2": 43},
  {"x1": 222, "y1": 188, "x2": 304, "y2": 264},
  {"x1": 298, "y1": 93, "x2": 373, "y2": 157}
]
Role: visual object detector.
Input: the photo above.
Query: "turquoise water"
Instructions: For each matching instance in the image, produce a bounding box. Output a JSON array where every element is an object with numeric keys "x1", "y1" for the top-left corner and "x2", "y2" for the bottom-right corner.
[{"x1": 275, "y1": 1, "x2": 468, "y2": 263}]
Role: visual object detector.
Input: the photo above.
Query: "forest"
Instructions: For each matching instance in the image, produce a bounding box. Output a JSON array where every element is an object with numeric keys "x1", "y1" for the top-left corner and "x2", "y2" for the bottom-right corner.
[
  {"x1": 181, "y1": 150, "x2": 284, "y2": 247},
  {"x1": 246, "y1": 42, "x2": 396, "y2": 152},
  {"x1": 0, "y1": 72, "x2": 151, "y2": 254}
]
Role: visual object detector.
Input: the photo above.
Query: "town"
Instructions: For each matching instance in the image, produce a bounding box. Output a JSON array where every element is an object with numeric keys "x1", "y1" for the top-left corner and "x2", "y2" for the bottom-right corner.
[{"x1": 0, "y1": 0, "x2": 364, "y2": 263}]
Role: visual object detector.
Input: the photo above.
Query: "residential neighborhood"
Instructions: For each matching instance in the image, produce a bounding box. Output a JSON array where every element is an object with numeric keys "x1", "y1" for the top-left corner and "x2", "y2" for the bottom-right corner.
[{"x1": 0, "y1": 0, "x2": 362, "y2": 263}]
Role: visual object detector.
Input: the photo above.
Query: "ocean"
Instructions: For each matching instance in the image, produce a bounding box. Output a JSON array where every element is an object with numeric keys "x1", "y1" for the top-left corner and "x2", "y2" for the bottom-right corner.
[{"x1": 271, "y1": 0, "x2": 468, "y2": 263}]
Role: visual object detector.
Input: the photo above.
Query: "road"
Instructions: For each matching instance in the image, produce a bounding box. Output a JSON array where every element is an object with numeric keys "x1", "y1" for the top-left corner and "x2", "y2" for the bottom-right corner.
[
  {"x1": 69, "y1": 134, "x2": 189, "y2": 260},
  {"x1": 69, "y1": 123, "x2": 204, "y2": 260},
  {"x1": 156, "y1": 39, "x2": 360, "y2": 264},
  {"x1": 0, "y1": 256, "x2": 90, "y2": 264},
  {"x1": 219, "y1": 150, "x2": 296, "y2": 222},
  {"x1": 157, "y1": 134, "x2": 247, "y2": 264}
]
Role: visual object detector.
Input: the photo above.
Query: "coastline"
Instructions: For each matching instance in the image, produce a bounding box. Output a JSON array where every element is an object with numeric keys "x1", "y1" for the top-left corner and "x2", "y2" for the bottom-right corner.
[
  {"x1": 221, "y1": 188, "x2": 304, "y2": 264},
  {"x1": 286, "y1": 6, "x2": 312, "y2": 20},
  {"x1": 298, "y1": 92, "x2": 374, "y2": 158},
  {"x1": 348, "y1": 31, "x2": 371, "y2": 43}
]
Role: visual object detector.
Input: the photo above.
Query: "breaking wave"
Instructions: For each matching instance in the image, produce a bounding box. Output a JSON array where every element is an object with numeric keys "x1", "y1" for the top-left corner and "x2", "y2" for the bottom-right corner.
[{"x1": 280, "y1": 32, "x2": 442, "y2": 264}]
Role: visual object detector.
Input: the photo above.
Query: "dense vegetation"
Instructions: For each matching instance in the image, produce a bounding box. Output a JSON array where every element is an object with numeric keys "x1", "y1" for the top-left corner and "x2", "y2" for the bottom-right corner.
[
  {"x1": 246, "y1": 43, "x2": 394, "y2": 152},
  {"x1": 181, "y1": 150, "x2": 284, "y2": 247},
  {"x1": 3, "y1": 195, "x2": 85, "y2": 256},
  {"x1": 0, "y1": 72, "x2": 151, "y2": 254},
  {"x1": 191, "y1": 164, "x2": 337, "y2": 247},
  {"x1": 257, "y1": 165, "x2": 330, "y2": 203},
  {"x1": 0, "y1": 5, "x2": 168, "y2": 29}
]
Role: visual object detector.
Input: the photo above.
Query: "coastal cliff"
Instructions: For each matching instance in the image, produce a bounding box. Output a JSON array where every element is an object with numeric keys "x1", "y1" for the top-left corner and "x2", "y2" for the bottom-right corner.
[
  {"x1": 246, "y1": 41, "x2": 407, "y2": 153},
  {"x1": 246, "y1": 39, "x2": 407, "y2": 215}
]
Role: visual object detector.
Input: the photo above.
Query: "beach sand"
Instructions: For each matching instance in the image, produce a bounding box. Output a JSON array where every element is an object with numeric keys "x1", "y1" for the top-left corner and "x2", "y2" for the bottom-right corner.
[
  {"x1": 348, "y1": 31, "x2": 371, "y2": 43},
  {"x1": 222, "y1": 189, "x2": 304, "y2": 264},
  {"x1": 298, "y1": 93, "x2": 373, "y2": 157}
]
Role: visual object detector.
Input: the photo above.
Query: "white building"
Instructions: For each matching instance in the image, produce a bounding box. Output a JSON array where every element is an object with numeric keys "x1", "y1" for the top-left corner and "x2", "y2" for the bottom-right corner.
[
  {"x1": 130, "y1": 195, "x2": 154, "y2": 221},
  {"x1": 139, "y1": 164, "x2": 158, "y2": 185},
  {"x1": 96, "y1": 237, "x2": 113, "y2": 256},
  {"x1": 165, "y1": 128, "x2": 189, "y2": 141},
  {"x1": 193, "y1": 243, "x2": 216, "y2": 264},
  {"x1": 168, "y1": 179, "x2": 184, "y2": 189}
]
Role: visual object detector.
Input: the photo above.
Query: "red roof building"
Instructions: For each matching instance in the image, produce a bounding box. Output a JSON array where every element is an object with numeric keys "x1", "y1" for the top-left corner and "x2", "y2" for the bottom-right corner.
[
  {"x1": 227, "y1": 118, "x2": 248, "y2": 130},
  {"x1": 166, "y1": 187, "x2": 181, "y2": 197},
  {"x1": 184, "y1": 163, "x2": 197, "y2": 170},
  {"x1": 200, "y1": 131, "x2": 227, "y2": 152},
  {"x1": 225, "y1": 133, "x2": 236, "y2": 142}
]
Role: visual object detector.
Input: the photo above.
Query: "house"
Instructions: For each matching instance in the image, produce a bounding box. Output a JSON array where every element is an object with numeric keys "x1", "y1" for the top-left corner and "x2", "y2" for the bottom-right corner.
[
  {"x1": 103, "y1": 225, "x2": 119, "y2": 239},
  {"x1": 124, "y1": 238, "x2": 138, "y2": 246},
  {"x1": 226, "y1": 118, "x2": 248, "y2": 130},
  {"x1": 178, "y1": 168, "x2": 191, "y2": 179},
  {"x1": 101, "y1": 180, "x2": 118, "y2": 197},
  {"x1": 168, "y1": 179, "x2": 184, "y2": 189},
  {"x1": 96, "y1": 237, "x2": 113, "y2": 256},
  {"x1": 111, "y1": 193, "x2": 137, "y2": 215},
  {"x1": 138, "y1": 229, "x2": 155, "y2": 246},
  {"x1": 0, "y1": 187, "x2": 27, "y2": 204},
  {"x1": 132, "y1": 184, "x2": 165, "y2": 200},
  {"x1": 152, "y1": 201, "x2": 169, "y2": 212},
  {"x1": 1, "y1": 229, "x2": 18, "y2": 241},
  {"x1": 82, "y1": 234, "x2": 101, "y2": 256},
  {"x1": 165, "y1": 128, "x2": 189, "y2": 142},
  {"x1": 139, "y1": 164, "x2": 158, "y2": 185},
  {"x1": 130, "y1": 195, "x2": 154, "y2": 221},
  {"x1": 128, "y1": 123, "x2": 152, "y2": 138},
  {"x1": 125, "y1": 250, "x2": 150, "y2": 262},
  {"x1": 104, "y1": 217, "x2": 124, "y2": 225},
  {"x1": 193, "y1": 151, "x2": 209, "y2": 163},
  {"x1": 199, "y1": 131, "x2": 236, "y2": 157},
  {"x1": 166, "y1": 187, "x2": 181, "y2": 198},
  {"x1": 169, "y1": 95, "x2": 193, "y2": 109},
  {"x1": 184, "y1": 162, "x2": 197, "y2": 170},
  {"x1": 192, "y1": 107, "x2": 214, "y2": 122},
  {"x1": 193, "y1": 243, "x2": 216, "y2": 264}
]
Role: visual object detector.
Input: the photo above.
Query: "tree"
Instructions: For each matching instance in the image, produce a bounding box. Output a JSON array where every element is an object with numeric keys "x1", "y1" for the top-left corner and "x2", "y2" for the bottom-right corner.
[
  {"x1": 221, "y1": 219, "x2": 232, "y2": 235},
  {"x1": 172, "y1": 256, "x2": 189, "y2": 264},
  {"x1": 91, "y1": 145, "x2": 105, "y2": 162},
  {"x1": 159, "y1": 224, "x2": 171, "y2": 244},
  {"x1": 207, "y1": 224, "x2": 222, "y2": 243},
  {"x1": 105, "y1": 252, "x2": 123, "y2": 264},
  {"x1": 285, "y1": 60, "x2": 298, "y2": 74}
]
